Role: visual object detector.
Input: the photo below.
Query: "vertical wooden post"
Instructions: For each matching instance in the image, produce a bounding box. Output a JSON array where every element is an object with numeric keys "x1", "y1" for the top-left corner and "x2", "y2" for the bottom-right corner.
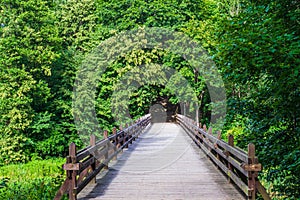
[
  {"x1": 208, "y1": 127, "x2": 212, "y2": 135},
  {"x1": 207, "y1": 127, "x2": 213, "y2": 152},
  {"x1": 138, "y1": 119, "x2": 141, "y2": 135},
  {"x1": 216, "y1": 130, "x2": 221, "y2": 160},
  {"x1": 248, "y1": 143, "x2": 256, "y2": 200},
  {"x1": 227, "y1": 134, "x2": 234, "y2": 183},
  {"x1": 69, "y1": 143, "x2": 77, "y2": 200},
  {"x1": 119, "y1": 125, "x2": 124, "y2": 147},
  {"x1": 217, "y1": 131, "x2": 221, "y2": 140},
  {"x1": 129, "y1": 124, "x2": 133, "y2": 144},
  {"x1": 132, "y1": 124, "x2": 136, "y2": 141},
  {"x1": 136, "y1": 121, "x2": 140, "y2": 138},
  {"x1": 124, "y1": 124, "x2": 128, "y2": 148},
  {"x1": 203, "y1": 124, "x2": 207, "y2": 132},
  {"x1": 113, "y1": 127, "x2": 118, "y2": 146},
  {"x1": 113, "y1": 127, "x2": 118, "y2": 160},
  {"x1": 90, "y1": 135, "x2": 96, "y2": 184},
  {"x1": 198, "y1": 123, "x2": 203, "y2": 141},
  {"x1": 104, "y1": 130, "x2": 109, "y2": 169},
  {"x1": 194, "y1": 121, "x2": 198, "y2": 140},
  {"x1": 104, "y1": 130, "x2": 108, "y2": 139}
]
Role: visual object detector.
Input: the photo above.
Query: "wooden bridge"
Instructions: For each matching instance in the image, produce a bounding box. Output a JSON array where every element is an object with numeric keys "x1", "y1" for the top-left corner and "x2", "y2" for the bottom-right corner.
[{"x1": 54, "y1": 114, "x2": 271, "y2": 200}]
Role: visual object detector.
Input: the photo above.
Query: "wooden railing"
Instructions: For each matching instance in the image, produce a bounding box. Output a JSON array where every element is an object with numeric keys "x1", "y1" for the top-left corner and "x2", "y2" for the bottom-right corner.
[
  {"x1": 176, "y1": 114, "x2": 271, "y2": 200},
  {"x1": 54, "y1": 114, "x2": 151, "y2": 200}
]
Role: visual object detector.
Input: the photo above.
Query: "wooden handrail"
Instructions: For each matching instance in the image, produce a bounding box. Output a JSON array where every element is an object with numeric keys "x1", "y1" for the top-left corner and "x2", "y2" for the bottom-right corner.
[
  {"x1": 176, "y1": 114, "x2": 271, "y2": 200},
  {"x1": 54, "y1": 114, "x2": 151, "y2": 200}
]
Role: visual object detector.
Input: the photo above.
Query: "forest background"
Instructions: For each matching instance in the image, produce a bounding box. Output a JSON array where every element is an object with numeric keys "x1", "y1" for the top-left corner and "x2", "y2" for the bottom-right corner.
[{"x1": 0, "y1": 0, "x2": 299, "y2": 199}]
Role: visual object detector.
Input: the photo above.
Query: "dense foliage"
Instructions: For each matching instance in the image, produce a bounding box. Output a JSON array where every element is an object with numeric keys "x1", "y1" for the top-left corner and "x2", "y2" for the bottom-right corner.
[
  {"x1": 0, "y1": 158, "x2": 65, "y2": 199},
  {"x1": 0, "y1": 0, "x2": 299, "y2": 199}
]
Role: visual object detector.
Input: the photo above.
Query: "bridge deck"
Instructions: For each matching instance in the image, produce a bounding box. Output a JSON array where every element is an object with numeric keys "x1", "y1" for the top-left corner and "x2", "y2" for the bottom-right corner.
[{"x1": 78, "y1": 123, "x2": 245, "y2": 200}]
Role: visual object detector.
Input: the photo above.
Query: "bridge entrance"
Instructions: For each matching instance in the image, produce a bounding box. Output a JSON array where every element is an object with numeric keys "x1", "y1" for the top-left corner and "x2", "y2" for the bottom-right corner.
[{"x1": 149, "y1": 96, "x2": 181, "y2": 123}]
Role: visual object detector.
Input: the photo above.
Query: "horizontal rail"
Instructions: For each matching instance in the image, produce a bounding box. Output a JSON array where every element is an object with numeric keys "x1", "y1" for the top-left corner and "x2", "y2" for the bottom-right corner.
[
  {"x1": 54, "y1": 114, "x2": 151, "y2": 200},
  {"x1": 176, "y1": 114, "x2": 270, "y2": 200}
]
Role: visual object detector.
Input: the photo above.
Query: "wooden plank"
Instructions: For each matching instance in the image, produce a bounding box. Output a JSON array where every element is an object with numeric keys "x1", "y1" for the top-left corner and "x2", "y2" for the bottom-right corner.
[
  {"x1": 213, "y1": 144, "x2": 248, "y2": 177},
  {"x1": 178, "y1": 116, "x2": 249, "y2": 177},
  {"x1": 76, "y1": 140, "x2": 109, "y2": 162},
  {"x1": 76, "y1": 133, "x2": 128, "y2": 194},
  {"x1": 199, "y1": 129, "x2": 248, "y2": 162},
  {"x1": 94, "y1": 146, "x2": 109, "y2": 160},
  {"x1": 77, "y1": 154, "x2": 100, "y2": 173},
  {"x1": 76, "y1": 163, "x2": 106, "y2": 194},
  {"x1": 242, "y1": 163, "x2": 262, "y2": 171},
  {"x1": 228, "y1": 157, "x2": 248, "y2": 177},
  {"x1": 182, "y1": 119, "x2": 248, "y2": 163},
  {"x1": 63, "y1": 163, "x2": 80, "y2": 171},
  {"x1": 77, "y1": 166, "x2": 92, "y2": 185},
  {"x1": 179, "y1": 120, "x2": 249, "y2": 195},
  {"x1": 197, "y1": 139, "x2": 249, "y2": 195},
  {"x1": 256, "y1": 181, "x2": 271, "y2": 200},
  {"x1": 181, "y1": 119, "x2": 248, "y2": 163},
  {"x1": 75, "y1": 119, "x2": 150, "y2": 163},
  {"x1": 54, "y1": 179, "x2": 71, "y2": 200}
]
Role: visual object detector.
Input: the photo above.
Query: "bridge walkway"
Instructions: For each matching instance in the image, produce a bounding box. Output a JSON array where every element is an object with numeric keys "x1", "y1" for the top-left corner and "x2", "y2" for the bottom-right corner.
[{"x1": 78, "y1": 123, "x2": 245, "y2": 200}]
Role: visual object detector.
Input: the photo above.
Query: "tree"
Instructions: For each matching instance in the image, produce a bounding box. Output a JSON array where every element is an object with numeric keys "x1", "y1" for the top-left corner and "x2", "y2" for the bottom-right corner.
[
  {"x1": 214, "y1": 1, "x2": 300, "y2": 197},
  {"x1": 0, "y1": 0, "x2": 61, "y2": 160}
]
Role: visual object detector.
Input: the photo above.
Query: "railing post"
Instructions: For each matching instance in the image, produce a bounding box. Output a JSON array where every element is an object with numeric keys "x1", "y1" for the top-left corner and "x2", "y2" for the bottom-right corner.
[
  {"x1": 208, "y1": 127, "x2": 212, "y2": 135},
  {"x1": 137, "y1": 121, "x2": 141, "y2": 138},
  {"x1": 203, "y1": 124, "x2": 207, "y2": 132},
  {"x1": 227, "y1": 134, "x2": 234, "y2": 183},
  {"x1": 69, "y1": 143, "x2": 77, "y2": 200},
  {"x1": 215, "y1": 130, "x2": 221, "y2": 163},
  {"x1": 124, "y1": 124, "x2": 129, "y2": 148},
  {"x1": 248, "y1": 143, "x2": 256, "y2": 200},
  {"x1": 129, "y1": 123, "x2": 133, "y2": 144},
  {"x1": 104, "y1": 130, "x2": 109, "y2": 169},
  {"x1": 113, "y1": 127, "x2": 118, "y2": 160},
  {"x1": 132, "y1": 124, "x2": 136, "y2": 141},
  {"x1": 89, "y1": 134, "x2": 96, "y2": 184},
  {"x1": 194, "y1": 121, "x2": 199, "y2": 141},
  {"x1": 119, "y1": 125, "x2": 124, "y2": 148},
  {"x1": 198, "y1": 123, "x2": 203, "y2": 141},
  {"x1": 207, "y1": 127, "x2": 213, "y2": 152},
  {"x1": 113, "y1": 127, "x2": 118, "y2": 147}
]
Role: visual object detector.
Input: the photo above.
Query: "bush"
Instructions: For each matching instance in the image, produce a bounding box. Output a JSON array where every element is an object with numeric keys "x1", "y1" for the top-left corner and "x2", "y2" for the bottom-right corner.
[
  {"x1": 0, "y1": 159, "x2": 66, "y2": 200},
  {"x1": 0, "y1": 177, "x2": 63, "y2": 200},
  {"x1": 0, "y1": 135, "x2": 33, "y2": 166}
]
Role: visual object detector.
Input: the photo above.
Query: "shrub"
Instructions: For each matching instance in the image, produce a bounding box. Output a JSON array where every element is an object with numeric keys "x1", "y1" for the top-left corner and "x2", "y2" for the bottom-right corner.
[
  {"x1": 0, "y1": 159, "x2": 66, "y2": 200},
  {"x1": 0, "y1": 135, "x2": 33, "y2": 166}
]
